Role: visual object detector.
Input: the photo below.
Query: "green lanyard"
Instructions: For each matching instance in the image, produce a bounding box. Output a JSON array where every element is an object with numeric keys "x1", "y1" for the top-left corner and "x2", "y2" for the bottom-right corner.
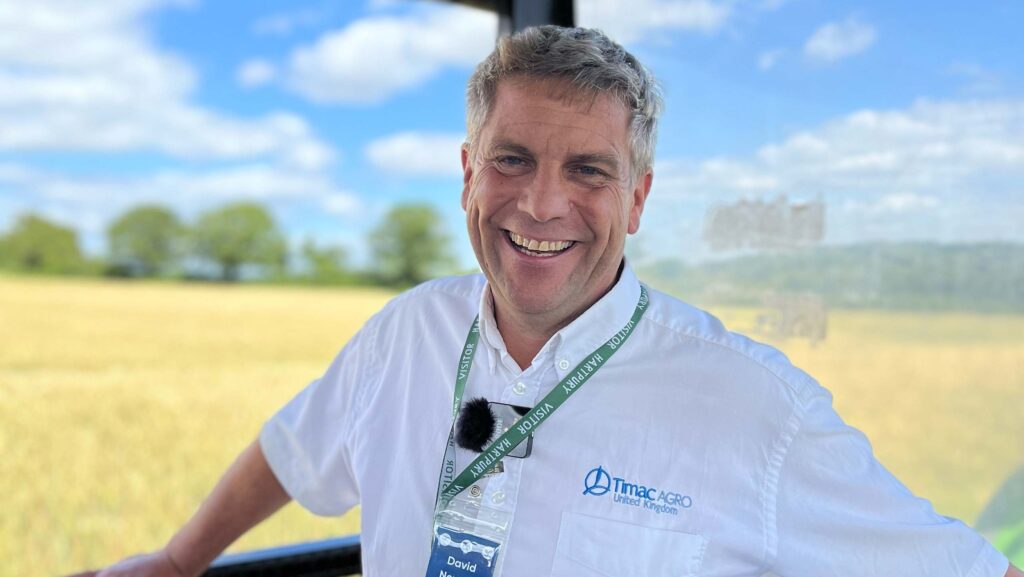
[{"x1": 436, "y1": 284, "x2": 650, "y2": 508}]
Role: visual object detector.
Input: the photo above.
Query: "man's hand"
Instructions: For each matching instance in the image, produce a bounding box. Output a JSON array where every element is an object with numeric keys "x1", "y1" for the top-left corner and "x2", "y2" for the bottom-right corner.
[
  {"x1": 1006, "y1": 562, "x2": 1023, "y2": 577},
  {"x1": 64, "y1": 549, "x2": 189, "y2": 577}
]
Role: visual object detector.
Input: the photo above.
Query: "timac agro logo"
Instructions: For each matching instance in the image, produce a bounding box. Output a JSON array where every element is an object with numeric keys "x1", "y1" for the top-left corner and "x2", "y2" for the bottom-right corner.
[
  {"x1": 582, "y1": 465, "x2": 692, "y2": 516},
  {"x1": 583, "y1": 466, "x2": 612, "y2": 496}
]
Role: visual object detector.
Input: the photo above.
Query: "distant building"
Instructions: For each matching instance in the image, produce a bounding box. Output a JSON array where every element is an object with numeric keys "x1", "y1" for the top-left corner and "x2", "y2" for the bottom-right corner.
[{"x1": 703, "y1": 195, "x2": 825, "y2": 251}]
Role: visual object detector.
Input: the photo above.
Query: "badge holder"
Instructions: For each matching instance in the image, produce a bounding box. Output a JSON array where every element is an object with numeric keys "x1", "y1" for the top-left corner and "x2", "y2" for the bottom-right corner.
[
  {"x1": 427, "y1": 490, "x2": 512, "y2": 577},
  {"x1": 426, "y1": 402, "x2": 533, "y2": 577}
]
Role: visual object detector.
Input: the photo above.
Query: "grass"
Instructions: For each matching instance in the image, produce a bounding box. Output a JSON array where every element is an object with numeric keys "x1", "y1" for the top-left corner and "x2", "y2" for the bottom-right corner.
[{"x1": 1, "y1": 276, "x2": 1021, "y2": 575}]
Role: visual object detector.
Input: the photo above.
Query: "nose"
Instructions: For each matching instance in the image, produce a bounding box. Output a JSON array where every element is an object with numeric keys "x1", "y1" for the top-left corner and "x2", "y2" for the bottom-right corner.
[{"x1": 516, "y1": 164, "x2": 571, "y2": 223}]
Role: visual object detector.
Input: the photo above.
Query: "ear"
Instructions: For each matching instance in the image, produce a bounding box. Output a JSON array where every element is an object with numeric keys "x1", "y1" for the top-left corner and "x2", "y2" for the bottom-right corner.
[
  {"x1": 461, "y1": 144, "x2": 473, "y2": 211},
  {"x1": 627, "y1": 169, "x2": 653, "y2": 234}
]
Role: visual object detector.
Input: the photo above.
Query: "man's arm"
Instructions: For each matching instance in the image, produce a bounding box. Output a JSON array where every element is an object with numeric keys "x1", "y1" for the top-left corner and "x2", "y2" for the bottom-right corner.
[
  {"x1": 1006, "y1": 563, "x2": 1023, "y2": 577},
  {"x1": 79, "y1": 439, "x2": 291, "y2": 577}
]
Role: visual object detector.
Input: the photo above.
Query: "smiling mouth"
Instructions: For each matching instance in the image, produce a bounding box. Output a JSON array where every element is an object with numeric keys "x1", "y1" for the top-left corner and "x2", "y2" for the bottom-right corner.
[{"x1": 506, "y1": 230, "x2": 576, "y2": 257}]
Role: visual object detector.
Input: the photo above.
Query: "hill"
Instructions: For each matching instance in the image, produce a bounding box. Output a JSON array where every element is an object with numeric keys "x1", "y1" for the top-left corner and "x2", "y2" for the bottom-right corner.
[{"x1": 638, "y1": 242, "x2": 1024, "y2": 313}]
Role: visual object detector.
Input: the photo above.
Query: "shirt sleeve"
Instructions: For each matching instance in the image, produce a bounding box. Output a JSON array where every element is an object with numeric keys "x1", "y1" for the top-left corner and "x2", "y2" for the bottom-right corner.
[
  {"x1": 770, "y1": 391, "x2": 1009, "y2": 577},
  {"x1": 259, "y1": 316, "x2": 381, "y2": 516}
]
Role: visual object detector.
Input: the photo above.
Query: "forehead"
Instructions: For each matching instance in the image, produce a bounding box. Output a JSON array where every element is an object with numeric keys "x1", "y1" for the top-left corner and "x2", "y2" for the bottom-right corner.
[{"x1": 480, "y1": 79, "x2": 631, "y2": 156}]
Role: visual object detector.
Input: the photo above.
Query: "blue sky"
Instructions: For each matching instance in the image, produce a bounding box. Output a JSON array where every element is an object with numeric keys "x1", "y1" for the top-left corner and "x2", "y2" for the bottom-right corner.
[{"x1": 1, "y1": 0, "x2": 1022, "y2": 268}]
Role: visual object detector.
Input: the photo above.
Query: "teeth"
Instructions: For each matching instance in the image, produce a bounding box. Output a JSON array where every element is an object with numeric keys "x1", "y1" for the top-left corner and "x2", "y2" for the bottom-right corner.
[{"x1": 508, "y1": 231, "x2": 573, "y2": 253}]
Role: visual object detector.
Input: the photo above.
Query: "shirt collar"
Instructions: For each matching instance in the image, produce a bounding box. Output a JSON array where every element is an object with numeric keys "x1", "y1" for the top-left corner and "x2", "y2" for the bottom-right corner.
[{"x1": 476, "y1": 260, "x2": 643, "y2": 375}]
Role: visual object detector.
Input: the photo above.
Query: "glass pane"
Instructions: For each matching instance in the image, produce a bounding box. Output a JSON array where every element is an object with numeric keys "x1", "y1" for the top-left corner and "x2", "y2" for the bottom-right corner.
[{"x1": 577, "y1": 0, "x2": 1024, "y2": 564}]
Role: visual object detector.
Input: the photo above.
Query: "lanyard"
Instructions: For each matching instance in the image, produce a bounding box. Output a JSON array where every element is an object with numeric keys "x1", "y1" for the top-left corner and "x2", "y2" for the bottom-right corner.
[{"x1": 435, "y1": 284, "x2": 650, "y2": 508}]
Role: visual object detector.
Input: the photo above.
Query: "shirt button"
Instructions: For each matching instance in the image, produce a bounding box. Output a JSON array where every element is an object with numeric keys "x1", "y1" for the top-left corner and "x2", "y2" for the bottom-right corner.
[
  {"x1": 491, "y1": 490, "x2": 506, "y2": 504},
  {"x1": 512, "y1": 382, "x2": 526, "y2": 395},
  {"x1": 557, "y1": 358, "x2": 570, "y2": 370}
]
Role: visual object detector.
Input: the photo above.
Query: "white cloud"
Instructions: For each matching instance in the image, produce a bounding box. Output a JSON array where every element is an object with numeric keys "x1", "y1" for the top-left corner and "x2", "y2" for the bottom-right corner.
[
  {"x1": 365, "y1": 132, "x2": 465, "y2": 178},
  {"x1": 237, "y1": 59, "x2": 277, "y2": 88},
  {"x1": 2, "y1": 161, "x2": 360, "y2": 226},
  {"x1": 641, "y1": 99, "x2": 1024, "y2": 258},
  {"x1": 1, "y1": 161, "x2": 363, "y2": 254},
  {"x1": 252, "y1": 6, "x2": 328, "y2": 37},
  {"x1": 286, "y1": 7, "x2": 497, "y2": 104},
  {"x1": 844, "y1": 193, "x2": 940, "y2": 215},
  {"x1": 322, "y1": 193, "x2": 361, "y2": 216},
  {"x1": 0, "y1": 0, "x2": 335, "y2": 170},
  {"x1": 948, "y1": 62, "x2": 1005, "y2": 95},
  {"x1": 804, "y1": 17, "x2": 876, "y2": 63},
  {"x1": 0, "y1": 162, "x2": 37, "y2": 184},
  {"x1": 655, "y1": 98, "x2": 1024, "y2": 209},
  {"x1": 15, "y1": 164, "x2": 349, "y2": 203},
  {"x1": 281, "y1": 0, "x2": 731, "y2": 105},
  {"x1": 578, "y1": 0, "x2": 731, "y2": 43},
  {"x1": 758, "y1": 48, "x2": 785, "y2": 71}
]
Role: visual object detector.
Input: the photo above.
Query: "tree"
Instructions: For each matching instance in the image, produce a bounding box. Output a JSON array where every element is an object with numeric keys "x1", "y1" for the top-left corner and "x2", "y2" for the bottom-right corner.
[
  {"x1": 0, "y1": 213, "x2": 86, "y2": 274},
  {"x1": 106, "y1": 205, "x2": 183, "y2": 277},
  {"x1": 369, "y1": 203, "x2": 454, "y2": 286},
  {"x1": 301, "y1": 239, "x2": 352, "y2": 284},
  {"x1": 190, "y1": 202, "x2": 286, "y2": 281}
]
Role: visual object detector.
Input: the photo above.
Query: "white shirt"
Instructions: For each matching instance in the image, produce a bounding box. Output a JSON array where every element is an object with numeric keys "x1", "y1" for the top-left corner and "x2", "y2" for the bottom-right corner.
[{"x1": 260, "y1": 264, "x2": 1009, "y2": 577}]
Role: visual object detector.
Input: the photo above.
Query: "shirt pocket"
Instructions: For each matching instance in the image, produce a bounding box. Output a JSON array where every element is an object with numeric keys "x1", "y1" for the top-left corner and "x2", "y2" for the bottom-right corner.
[{"x1": 550, "y1": 511, "x2": 708, "y2": 577}]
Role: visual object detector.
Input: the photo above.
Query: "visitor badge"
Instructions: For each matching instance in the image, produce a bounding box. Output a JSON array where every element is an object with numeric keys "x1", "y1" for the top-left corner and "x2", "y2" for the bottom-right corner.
[{"x1": 425, "y1": 526, "x2": 501, "y2": 577}]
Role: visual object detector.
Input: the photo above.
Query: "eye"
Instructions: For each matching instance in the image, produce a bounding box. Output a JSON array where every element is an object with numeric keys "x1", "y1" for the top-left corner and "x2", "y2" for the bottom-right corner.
[
  {"x1": 494, "y1": 155, "x2": 531, "y2": 175},
  {"x1": 498, "y1": 156, "x2": 525, "y2": 167},
  {"x1": 569, "y1": 165, "x2": 610, "y2": 183}
]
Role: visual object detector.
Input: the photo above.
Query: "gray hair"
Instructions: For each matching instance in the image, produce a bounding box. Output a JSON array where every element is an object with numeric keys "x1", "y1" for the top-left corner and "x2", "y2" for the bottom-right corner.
[{"x1": 466, "y1": 26, "x2": 664, "y2": 182}]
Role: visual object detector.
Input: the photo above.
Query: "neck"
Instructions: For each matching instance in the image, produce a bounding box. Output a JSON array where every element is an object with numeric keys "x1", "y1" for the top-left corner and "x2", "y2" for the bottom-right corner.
[
  {"x1": 493, "y1": 306, "x2": 567, "y2": 370},
  {"x1": 487, "y1": 262, "x2": 622, "y2": 371},
  {"x1": 491, "y1": 261, "x2": 626, "y2": 369}
]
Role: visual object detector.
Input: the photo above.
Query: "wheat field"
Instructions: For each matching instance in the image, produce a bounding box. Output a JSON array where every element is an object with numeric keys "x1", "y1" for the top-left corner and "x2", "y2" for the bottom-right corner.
[{"x1": 1, "y1": 275, "x2": 1021, "y2": 576}]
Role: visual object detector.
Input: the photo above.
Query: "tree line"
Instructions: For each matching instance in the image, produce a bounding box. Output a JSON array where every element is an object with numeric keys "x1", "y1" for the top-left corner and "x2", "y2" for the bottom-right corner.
[{"x1": 0, "y1": 202, "x2": 457, "y2": 287}]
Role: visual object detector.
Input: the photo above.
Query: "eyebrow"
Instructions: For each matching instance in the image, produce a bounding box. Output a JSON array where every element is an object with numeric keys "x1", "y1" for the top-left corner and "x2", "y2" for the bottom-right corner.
[
  {"x1": 489, "y1": 141, "x2": 534, "y2": 158},
  {"x1": 566, "y1": 152, "x2": 621, "y2": 172}
]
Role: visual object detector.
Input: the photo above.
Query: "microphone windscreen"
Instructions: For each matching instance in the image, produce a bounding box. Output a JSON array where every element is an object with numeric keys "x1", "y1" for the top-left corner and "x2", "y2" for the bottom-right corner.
[{"x1": 455, "y1": 397, "x2": 496, "y2": 452}]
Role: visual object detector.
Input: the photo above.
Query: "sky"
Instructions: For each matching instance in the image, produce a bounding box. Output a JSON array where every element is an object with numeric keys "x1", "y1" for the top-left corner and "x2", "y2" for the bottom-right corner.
[{"x1": 1, "y1": 0, "x2": 1022, "y2": 268}]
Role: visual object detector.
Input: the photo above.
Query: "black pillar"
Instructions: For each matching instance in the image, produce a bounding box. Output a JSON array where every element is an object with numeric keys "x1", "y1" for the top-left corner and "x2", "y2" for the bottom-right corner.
[
  {"x1": 495, "y1": 0, "x2": 575, "y2": 34},
  {"x1": 439, "y1": 0, "x2": 574, "y2": 34}
]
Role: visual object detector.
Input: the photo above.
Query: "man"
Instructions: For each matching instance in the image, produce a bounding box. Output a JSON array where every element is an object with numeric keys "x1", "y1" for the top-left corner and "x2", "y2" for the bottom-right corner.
[{"x1": 86, "y1": 26, "x2": 1019, "y2": 577}]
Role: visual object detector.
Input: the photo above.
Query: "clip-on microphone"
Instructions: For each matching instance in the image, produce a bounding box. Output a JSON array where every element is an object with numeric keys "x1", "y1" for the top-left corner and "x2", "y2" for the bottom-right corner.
[{"x1": 455, "y1": 397, "x2": 533, "y2": 458}]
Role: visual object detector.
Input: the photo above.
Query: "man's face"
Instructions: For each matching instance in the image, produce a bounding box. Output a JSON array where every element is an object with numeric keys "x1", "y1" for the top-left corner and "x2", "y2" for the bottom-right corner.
[{"x1": 461, "y1": 79, "x2": 652, "y2": 328}]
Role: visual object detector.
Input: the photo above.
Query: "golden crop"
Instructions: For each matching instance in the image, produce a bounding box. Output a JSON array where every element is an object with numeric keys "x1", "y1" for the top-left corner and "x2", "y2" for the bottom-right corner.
[{"x1": 1, "y1": 275, "x2": 1021, "y2": 576}]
